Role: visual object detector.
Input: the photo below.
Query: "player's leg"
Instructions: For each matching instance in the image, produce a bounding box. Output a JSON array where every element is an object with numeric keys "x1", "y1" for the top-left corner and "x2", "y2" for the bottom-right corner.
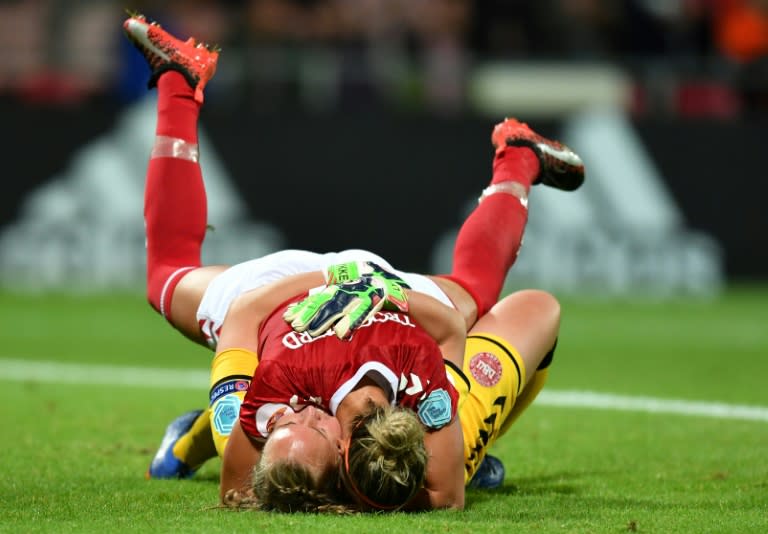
[
  {"x1": 146, "y1": 409, "x2": 216, "y2": 479},
  {"x1": 459, "y1": 289, "x2": 560, "y2": 486},
  {"x1": 124, "y1": 14, "x2": 228, "y2": 477},
  {"x1": 469, "y1": 289, "x2": 560, "y2": 379},
  {"x1": 147, "y1": 356, "x2": 256, "y2": 479},
  {"x1": 496, "y1": 338, "x2": 555, "y2": 437},
  {"x1": 433, "y1": 119, "x2": 584, "y2": 327},
  {"x1": 467, "y1": 305, "x2": 557, "y2": 488},
  {"x1": 125, "y1": 14, "x2": 223, "y2": 343}
]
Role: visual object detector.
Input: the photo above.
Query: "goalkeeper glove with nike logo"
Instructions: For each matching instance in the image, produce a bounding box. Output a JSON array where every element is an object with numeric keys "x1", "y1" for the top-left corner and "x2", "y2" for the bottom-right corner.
[
  {"x1": 283, "y1": 276, "x2": 389, "y2": 340},
  {"x1": 325, "y1": 261, "x2": 410, "y2": 313}
]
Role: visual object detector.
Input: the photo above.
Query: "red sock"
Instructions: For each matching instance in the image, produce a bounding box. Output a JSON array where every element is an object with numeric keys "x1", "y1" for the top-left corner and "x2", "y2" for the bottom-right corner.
[
  {"x1": 440, "y1": 147, "x2": 539, "y2": 316},
  {"x1": 156, "y1": 71, "x2": 199, "y2": 142},
  {"x1": 492, "y1": 146, "x2": 539, "y2": 188},
  {"x1": 145, "y1": 71, "x2": 206, "y2": 319}
]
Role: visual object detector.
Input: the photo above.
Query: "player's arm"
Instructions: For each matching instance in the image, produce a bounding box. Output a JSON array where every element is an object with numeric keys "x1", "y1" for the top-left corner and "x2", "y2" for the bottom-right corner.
[
  {"x1": 210, "y1": 271, "x2": 326, "y2": 460},
  {"x1": 216, "y1": 274, "x2": 324, "y2": 502},
  {"x1": 406, "y1": 417, "x2": 465, "y2": 510},
  {"x1": 220, "y1": 420, "x2": 263, "y2": 502},
  {"x1": 405, "y1": 290, "x2": 466, "y2": 369},
  {"x1": 216, "y1": 271, "x2": 325, "y2": 352},
  {"x1": 284, "y1": 262, "x2": 466, "y2": 362}
]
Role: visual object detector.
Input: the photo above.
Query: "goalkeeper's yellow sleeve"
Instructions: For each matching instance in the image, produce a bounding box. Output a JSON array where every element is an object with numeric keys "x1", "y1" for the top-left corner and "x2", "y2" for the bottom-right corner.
[{"x1": 209, "y1": 348, "x2": 258, "y2": 457}]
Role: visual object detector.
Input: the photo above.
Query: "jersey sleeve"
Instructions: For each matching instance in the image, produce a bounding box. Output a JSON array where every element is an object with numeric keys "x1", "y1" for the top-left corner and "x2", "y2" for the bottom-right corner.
[
  {"x1": 238, "y1": 360, "x2": 292, "y2": 440},
  {"x1": 400, "y1": 342, "x2": 460, "y2": 431}
]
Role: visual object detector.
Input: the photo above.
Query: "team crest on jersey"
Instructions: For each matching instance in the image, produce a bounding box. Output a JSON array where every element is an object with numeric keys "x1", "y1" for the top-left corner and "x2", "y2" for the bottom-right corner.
[
  {"x1": 469, "y1": 352, "x2": 502, "y2": 387},
  {"x1": 417, "y1": 388, "x2": 452, "y2": 429},
  {"x1": 212, "y1": 395, "x2": 241, "y2": 435}
]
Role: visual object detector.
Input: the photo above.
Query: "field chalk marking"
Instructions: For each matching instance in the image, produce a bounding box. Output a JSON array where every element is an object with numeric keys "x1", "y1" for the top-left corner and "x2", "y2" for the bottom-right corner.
[
  {"x1": 2, "y1": 357, "x2": 767, "y2": 422},
  {"x1": 536, "y1": 390, "x2": 768, "y2": 422},
  {"x1": 0, "y1": 358, "x2": 208, "y2": 389}
]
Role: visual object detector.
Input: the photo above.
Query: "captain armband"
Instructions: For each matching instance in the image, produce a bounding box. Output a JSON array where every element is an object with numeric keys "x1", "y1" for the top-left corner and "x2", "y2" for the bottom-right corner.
[{"x1": 208, "y1": 348, "x2": 258, "y2": 456}]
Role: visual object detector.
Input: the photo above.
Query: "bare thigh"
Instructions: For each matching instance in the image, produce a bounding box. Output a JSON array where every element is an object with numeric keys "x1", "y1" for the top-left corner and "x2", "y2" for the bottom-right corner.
[{"x1": 169, "y1": 265, "x2": 228, "y2": 344}]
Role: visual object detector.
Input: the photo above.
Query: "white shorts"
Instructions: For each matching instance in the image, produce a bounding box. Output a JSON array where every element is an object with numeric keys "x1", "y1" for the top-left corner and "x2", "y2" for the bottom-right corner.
[{"x1": 197, "y1": 249, "x2": 453, "y2": 348}]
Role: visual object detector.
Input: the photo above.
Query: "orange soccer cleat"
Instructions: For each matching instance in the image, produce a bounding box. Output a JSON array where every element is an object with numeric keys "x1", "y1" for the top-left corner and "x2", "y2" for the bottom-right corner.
[
  {"x1": 492, "y1": 118, "x2": 585, "y2": 191},
  {"x1": 123, "y1": 13, "x2": 219, "y2": 103}
]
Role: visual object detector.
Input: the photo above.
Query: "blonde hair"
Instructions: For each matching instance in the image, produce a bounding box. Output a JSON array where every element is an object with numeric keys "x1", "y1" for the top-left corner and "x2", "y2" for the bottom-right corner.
[
  {"x1": 248, "y1": 456, "x2": 354, "y2": 514},
  {"x1": 344, "y1": 405, "x2": 427, "y2": 510}
]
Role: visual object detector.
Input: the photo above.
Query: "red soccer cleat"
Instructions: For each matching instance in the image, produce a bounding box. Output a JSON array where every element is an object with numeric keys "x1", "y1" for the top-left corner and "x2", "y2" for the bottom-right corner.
[
  {"x1": 123, "y1": 13, "x2": 218, "y2": 103},
  {"x1": 492, "y1": 118, "x2": 585, "y2": 191}
]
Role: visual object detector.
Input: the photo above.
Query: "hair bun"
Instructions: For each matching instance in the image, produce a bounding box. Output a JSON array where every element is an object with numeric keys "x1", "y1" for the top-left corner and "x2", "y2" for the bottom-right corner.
[
  {"x1": 368, "y1": 408, "x2": 425, "y2": 456},
  {"x1": 347, "y1": 405, "x2": 428, "y2": 509}
]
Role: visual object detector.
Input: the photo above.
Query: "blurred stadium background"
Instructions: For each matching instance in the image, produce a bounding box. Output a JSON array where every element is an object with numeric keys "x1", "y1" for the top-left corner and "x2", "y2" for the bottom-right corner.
[{"x1": 1, "y1": 0, "x2": 767, "y2": 295}]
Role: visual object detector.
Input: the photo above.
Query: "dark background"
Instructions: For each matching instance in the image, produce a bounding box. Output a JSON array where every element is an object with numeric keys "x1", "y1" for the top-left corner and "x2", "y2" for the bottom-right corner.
[
  {"x1": 3, "y1": 0, "x2": 768, "y2": 282},
  {"x1": 3, "y1": 98, "x2": 766, "y2": 279}
]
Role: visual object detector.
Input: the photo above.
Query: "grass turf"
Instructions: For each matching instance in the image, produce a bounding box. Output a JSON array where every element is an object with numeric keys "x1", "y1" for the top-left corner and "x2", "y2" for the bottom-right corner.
[{"x1": 1, "y1": 287, "x2": 766, "y2": 533}]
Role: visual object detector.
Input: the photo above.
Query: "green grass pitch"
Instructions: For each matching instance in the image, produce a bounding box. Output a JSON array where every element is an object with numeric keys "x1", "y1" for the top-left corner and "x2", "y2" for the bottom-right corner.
[{"x1": 1, "y1": 287, "x2": 766, "y2": 533}]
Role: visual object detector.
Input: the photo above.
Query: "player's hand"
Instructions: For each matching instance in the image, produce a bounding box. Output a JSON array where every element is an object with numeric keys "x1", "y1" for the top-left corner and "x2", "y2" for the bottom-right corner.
[
  {"x1": 283, "y1": 276, "x2": 388, "y2": 340},
  {"x1": 326, "y1": 261, "x2": 410, "y2": 313}
]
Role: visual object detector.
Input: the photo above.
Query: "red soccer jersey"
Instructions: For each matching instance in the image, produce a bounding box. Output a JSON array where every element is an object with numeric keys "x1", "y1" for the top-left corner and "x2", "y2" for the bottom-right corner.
[{"x1": 239, "y1": 295, "x2": 459, "y2": 440}]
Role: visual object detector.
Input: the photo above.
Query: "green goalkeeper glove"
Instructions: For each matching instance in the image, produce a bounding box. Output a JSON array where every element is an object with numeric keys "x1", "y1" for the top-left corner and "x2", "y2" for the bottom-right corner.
[
  {"x1": 283, "y1": 276, "x2": 388, "y2": 340},
  {"x1": 325, "y1": 261, "x2": 410, "y2": 313}
]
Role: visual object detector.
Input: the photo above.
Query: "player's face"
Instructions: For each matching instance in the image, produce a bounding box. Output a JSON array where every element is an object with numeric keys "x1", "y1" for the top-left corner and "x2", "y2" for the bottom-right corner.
[{"x1": 264, "y1": 405, "x2": 344, "y2": 476}]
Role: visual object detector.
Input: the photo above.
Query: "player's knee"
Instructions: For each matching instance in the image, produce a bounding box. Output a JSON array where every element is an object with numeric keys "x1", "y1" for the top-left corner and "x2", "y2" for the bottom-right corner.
[
  {"x1": 520, "y1": 288, "x2": 559, "y2": 312},
  {"x1": 527, "y1": 290, "x2": 559, "y2": 369},
  {"x1": 518, "y1": 289, "x2": 560, "y2": 330},
  {"x1": 507, "y1": 289, "x2": 560, "y2": 371}
]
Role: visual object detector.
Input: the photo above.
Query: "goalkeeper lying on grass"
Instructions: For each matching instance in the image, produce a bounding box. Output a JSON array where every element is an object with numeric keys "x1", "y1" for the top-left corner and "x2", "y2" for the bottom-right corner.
[{"x1": 124, "y1": 12, "x2": 584, "y2": 512}]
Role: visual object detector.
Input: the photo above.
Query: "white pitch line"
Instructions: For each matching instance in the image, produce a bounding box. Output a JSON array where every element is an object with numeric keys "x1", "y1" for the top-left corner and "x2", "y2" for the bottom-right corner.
[
  {"x1": 536, "y1": 390, "x2": 768, "y2": 422},
  {"x1": 0, "y1": 357, "x2": 208, "y2": 389},
  {"x1": 2, "y1": 358, "x2": 767, "y2": 422}
]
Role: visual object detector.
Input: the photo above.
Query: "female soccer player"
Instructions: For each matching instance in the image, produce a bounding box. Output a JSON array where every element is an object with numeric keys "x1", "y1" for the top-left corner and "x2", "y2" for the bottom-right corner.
[{"x1": 123, "y1": 13, "x2": 584, "y2": 511}]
